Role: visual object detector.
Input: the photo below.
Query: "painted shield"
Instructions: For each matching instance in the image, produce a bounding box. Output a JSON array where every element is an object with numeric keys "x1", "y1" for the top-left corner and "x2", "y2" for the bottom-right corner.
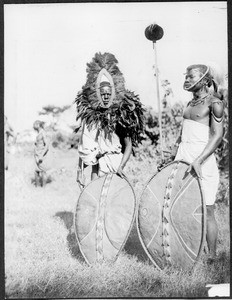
[
  {"x1": 137, "y1": 160, "x2": 206, "y2": 270},
  {"x1": 74, "y1": 173, "x2": 136, "y2": 265}
]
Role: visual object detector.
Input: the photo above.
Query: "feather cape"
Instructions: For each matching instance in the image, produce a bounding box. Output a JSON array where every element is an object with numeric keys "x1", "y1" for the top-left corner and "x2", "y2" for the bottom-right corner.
[{"x1": 75, "y1": 52, "x2": 145, "y2": 146}]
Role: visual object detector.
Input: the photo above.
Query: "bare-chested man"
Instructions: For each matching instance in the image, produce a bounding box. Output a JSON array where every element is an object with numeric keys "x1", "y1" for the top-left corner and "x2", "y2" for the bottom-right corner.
[{"x1": 174, "y1": 64, "x2": 224, "y2": 261}]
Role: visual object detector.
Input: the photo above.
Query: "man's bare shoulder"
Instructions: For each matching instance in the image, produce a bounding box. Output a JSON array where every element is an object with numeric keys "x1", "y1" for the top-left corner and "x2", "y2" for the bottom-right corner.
[{"x1": 209, "y1": 95, "x2": 224, "y2": 119}]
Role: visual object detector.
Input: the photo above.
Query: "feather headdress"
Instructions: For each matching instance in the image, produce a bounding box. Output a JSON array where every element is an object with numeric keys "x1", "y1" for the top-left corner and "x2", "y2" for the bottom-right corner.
[{"x1": 75, "y1": 52, "x2": 145, "y2": 146}]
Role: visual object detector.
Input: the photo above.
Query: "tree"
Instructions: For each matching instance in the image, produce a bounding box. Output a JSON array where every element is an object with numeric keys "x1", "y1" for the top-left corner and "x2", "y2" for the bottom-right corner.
[{"x1": 38, "y1": 105, "x2": 71, "y2": 116}]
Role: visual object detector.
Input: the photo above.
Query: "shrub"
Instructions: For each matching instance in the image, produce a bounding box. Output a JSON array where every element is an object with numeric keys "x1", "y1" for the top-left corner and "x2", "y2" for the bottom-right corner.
[{"x1": 52, "y1": 132, "x2": 69, "y2": 149}]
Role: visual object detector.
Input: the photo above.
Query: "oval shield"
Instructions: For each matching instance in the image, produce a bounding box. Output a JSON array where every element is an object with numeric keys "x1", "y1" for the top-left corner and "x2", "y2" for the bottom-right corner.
[
  {"x1": 74, "y1": 173, "x2": 136, "y2": 265},
  {"x1": 137, "y1": 160, "x2": 206, "y2": 270}
]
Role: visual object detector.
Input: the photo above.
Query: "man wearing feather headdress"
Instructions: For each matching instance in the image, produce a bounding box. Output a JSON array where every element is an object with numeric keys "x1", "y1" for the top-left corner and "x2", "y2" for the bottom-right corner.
[
  {"x1": 172, "y1": 63, "x2": 227, "y2": 261},
  {"x1": 75, "y1": 52, "x2": 144, "y2": 187}
]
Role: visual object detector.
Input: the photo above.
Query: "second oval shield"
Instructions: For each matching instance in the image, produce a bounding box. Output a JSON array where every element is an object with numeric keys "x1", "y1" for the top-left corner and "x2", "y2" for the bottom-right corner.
[{"x1": 137, "y1": 160, "x2": 206, "y2": 270}]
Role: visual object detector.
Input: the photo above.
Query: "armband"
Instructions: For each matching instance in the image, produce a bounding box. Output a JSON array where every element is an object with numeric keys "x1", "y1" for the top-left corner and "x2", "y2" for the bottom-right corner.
[{"x1": 211, "y1": 100, "x2": 224, "y2": 123}]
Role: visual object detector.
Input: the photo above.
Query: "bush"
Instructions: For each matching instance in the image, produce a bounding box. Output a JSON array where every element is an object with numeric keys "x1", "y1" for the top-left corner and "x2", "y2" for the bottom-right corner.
[{"x1": 52, "y1": 132, "x2": 69, "y2": 149}]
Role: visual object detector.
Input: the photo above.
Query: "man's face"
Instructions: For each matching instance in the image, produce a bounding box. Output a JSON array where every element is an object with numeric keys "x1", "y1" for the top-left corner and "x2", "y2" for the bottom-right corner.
[
  {"x1": 183, "y1": 68, "x2": 204, "y2": 92},
  {"x1": 100, "y1": 85, "x2": 112, "y2": 106},
  {"x1": 33, "y1": 122, "x2": 40, "y2": 131}
]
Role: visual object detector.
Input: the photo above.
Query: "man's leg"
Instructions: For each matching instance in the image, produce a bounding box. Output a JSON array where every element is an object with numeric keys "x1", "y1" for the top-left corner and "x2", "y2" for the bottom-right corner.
[
  {"x1": 40, "y1": 171, "x2": 47, "y2": 187},
  {"x1": 34, "y1": 170, "x2": 40, "y2": 187},
  {"x1": 91, "y1": 164, "x2": 99, "y2": 181},
  {"x1": 206, "y1": 205, "x2": 218, "y2": 258}
]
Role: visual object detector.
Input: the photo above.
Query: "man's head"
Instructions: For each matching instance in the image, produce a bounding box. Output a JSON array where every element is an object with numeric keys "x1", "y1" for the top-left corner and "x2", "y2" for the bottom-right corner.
[
  {"x1": 96, "y1": 68, "x2": 115, "y2": 108},
  {"x1": 99, "y1": 81, "x2": 112, "y2": 107},
  {"x1": 183, "y1": 64, "x2": 212, "y2": 92},
  {"x1": 33, "y1": 120, "x2": 43, "y2": 131}
]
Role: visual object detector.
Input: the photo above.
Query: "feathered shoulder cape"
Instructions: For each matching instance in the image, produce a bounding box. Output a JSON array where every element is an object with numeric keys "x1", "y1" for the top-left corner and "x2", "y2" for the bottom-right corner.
[{"x1": 75, "y1": 52, "x2": 145, "y2": 146}]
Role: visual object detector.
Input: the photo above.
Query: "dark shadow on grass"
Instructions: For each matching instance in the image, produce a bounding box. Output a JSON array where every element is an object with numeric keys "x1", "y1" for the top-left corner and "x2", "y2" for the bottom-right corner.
[
  {"x1": 54, "y1": 211, "x2": 85, "y2": 263},
  {"x1": 55, "y1": 212, "x2": 149, "y2": 263},
  {"x1": 123, "y1": 220, "x2": 150, "y2": 263}
]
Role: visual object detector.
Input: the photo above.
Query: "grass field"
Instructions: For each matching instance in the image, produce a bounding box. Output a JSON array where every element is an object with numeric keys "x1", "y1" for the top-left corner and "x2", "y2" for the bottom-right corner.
[{"x1": 5, "y1": 147, "x2": 230, "y2": 298}]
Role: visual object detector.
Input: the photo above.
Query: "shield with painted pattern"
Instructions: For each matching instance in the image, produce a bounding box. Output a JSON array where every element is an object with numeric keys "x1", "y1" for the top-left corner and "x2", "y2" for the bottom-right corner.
[
  {"x1": 74, "y1": 173, "x2": 136, "y2": 265},
  {"x1": 137, "y1": 160, "x2": 206, "y2": 270}
]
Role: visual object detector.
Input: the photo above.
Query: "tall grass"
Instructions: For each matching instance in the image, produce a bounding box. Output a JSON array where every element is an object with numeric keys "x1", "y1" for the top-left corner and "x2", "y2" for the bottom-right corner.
[{"x1": 5, "y1": 148, "x2": 230, "y2": 298}]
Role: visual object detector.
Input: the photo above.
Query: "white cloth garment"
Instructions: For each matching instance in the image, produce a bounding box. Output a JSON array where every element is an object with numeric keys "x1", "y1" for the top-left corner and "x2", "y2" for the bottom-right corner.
[
  {"x1": 97, "y1": 129, "x2": 123, "y2": 175},
  {"x1": 175, "y1": 119, "x2": 219, "y2": 205},
  {"x1": 78, "y1": 123, "x2": 122, "y2": 174},
  {"x1": 78, "y1": 124, "x2": 99, "y2": 165}
]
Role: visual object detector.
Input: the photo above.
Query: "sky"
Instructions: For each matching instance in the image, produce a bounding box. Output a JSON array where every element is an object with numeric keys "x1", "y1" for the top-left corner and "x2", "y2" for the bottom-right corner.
[{"x1": 4, "y1": 2, "x2": 228, "y2": 132}]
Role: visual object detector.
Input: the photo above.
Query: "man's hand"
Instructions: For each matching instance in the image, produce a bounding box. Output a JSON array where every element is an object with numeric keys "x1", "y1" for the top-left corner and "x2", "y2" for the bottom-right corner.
[
  {"x1": 35, "y1": 156, "x2": 43, "y2": 164},
  {"x1": 117, "y1": 165, "x2": 126, "y2": 178},
  {"x1": 96, "y1": 151, "x2": 107, "y2": 159},
  {"x1": 163, "y1": 143, "x2": 179, "y2": 161},
  {"x1": 186, "y1": 158, "x2": 202, "y2": 179}
]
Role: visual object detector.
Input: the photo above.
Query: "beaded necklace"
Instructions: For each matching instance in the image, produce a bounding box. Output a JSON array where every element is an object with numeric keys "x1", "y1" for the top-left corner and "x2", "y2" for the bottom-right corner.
[{"x1": 189, "y1": 93, "x2": 209, "y2": 106}]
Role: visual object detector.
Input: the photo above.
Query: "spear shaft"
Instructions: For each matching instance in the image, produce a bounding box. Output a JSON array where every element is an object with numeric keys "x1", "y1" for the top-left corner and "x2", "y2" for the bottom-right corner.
[
  {"x1": 153, "y1": 41, "x2": 164, "y2": 161},
  {"x1": 145, "y1": 23, "x2": 164, "y2": 161}
]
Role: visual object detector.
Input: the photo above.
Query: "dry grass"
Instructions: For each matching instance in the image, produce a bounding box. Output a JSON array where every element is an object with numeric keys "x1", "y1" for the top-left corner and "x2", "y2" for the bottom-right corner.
[{"x1": 4, "y1": 147, "x2": 230, "y2": 298}]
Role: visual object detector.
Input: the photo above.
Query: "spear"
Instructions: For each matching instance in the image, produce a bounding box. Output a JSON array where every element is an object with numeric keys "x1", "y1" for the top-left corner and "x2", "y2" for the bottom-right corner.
[{"x1": 145, "y1": 23, "x2": 164, "y2": 161}]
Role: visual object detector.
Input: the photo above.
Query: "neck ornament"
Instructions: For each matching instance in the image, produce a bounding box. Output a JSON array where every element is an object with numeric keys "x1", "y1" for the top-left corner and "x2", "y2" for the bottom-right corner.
[{"x1": 189, "y1": 94, "x2": 209, "y2": 106}]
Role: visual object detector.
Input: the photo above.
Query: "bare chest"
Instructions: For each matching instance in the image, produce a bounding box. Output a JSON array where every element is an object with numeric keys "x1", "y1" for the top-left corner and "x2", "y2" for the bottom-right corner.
[{"x1": 183, "y1": 102, "x2": 210, "y2": 124}]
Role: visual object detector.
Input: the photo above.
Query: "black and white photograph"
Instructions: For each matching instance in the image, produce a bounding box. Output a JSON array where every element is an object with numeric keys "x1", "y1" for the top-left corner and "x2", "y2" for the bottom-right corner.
[{"x1": 3, "y1": 1, "x2": 229, "y2": 298}]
